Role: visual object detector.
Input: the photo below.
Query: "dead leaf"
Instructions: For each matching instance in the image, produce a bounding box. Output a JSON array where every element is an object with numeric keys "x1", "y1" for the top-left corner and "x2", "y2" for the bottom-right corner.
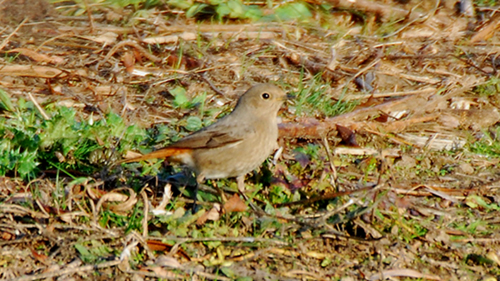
[
  {"x1": 7, "y1": 48, "x2": 65, "y2": 64},
  {"x1": 155, "y1": 255, "x2": 182, "y2": 268},
  {"x1": 458, "y1": 162, "x2": 474, "y2": 174},
  {"x1": 197, "y1": 204, "x2": 221, "y2": 225},
  {"x1": 486, "y1": 251, "x2": 500, "y2": 267},
  {"x1": 152, "y1": 184, "x2": 173, "y2": 216},
  {"x1": 122, "y1": 150, "x2": 144, "y2": 159},
  {"x1": 1, "y1": 231, "x2": 14, "y2": 240},
  {"x1": 59, "y1": 211, "x2": 89, "y2": 224},
  {"x1": 146, "y1": 240, "x2": 191, "y2": 260},
  {"x1": 368, "y1": 269, "x2": 441, "y2": 281},
  {"x1": 95, "y1": 188, "x2": 137, "y2": 214},
  {"x1": 149, "y1": 266, "x2": 179, "y2": 278},
  {"x1": 82, "y1": 31, "x2": 119, "y2": 44},
  {"x1": 30, "y1": 248, "x2": 49, "y2": 264},
  {"x1": 336, "y1": 124, "x2": 358, "y2": 146},
  {"x1": 0, "y1": 64, "x2": 66, "y2": 78},
  {"x1": 122, "y1": 51, "x2": 135, "y2": 74},
  {"x1": 437, "y1": 113, "x2": 461, "y2": 128},
  {"x1": 147, "y1": 240, "x2": 173, "y2": 252},
  {"x1": 142, "y1": 32, "x2": 197, "y2": 44},
  {"x1": 223, "y1": 194, "x2": 247, "y2": 213},
  {"x1": 470, "y1": 14, "x2": 500, "y2": 43}
]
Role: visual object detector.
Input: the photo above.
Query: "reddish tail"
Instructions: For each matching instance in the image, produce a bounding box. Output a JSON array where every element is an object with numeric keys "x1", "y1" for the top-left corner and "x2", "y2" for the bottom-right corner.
[{"x1": 118, "y1": 147, "x2": 191, "y2": 164}]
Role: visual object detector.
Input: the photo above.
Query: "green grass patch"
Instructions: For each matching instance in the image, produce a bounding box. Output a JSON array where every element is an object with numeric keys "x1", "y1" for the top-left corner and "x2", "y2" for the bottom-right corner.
[
  {"x1": 52, "y1": 0, "x2": 317, "y2": 22},
  {"x1": 472, "y1": 76, "x2": 500, "y2": 97},
  {"x1": 469, "y1": 126, "x2": 500, "y2": 157},
  {"x1": 75, "y1": 240, "x2": 114, "y2": 264},
  {"x1": 0, "y1": 90, "x2": 146, "y2": 180}
]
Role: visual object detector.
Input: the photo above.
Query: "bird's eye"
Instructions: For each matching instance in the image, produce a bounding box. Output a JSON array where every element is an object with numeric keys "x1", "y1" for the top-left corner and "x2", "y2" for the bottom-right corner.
[{"x1": 262, "y1": 93, "x2": 270, "y2": 99}]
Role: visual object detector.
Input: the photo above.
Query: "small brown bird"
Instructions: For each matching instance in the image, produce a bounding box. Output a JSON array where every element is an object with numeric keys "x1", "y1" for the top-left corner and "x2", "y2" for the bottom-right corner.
[{"x1": 121, "y1": 83, "x2": 288, "y2": 198}]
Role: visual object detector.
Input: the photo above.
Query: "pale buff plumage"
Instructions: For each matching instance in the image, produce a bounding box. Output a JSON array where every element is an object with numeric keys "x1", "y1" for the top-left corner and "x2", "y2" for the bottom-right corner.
[{"x1": 121, "y1": 83, "x2": 287, "y2": 193}]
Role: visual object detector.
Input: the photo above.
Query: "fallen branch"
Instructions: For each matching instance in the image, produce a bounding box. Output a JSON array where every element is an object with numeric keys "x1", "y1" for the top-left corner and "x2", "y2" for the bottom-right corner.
[
  {"x1": 278, "y1": 92, "x2": 431, "y2": 139},
  {"x1": 12, "y1": 260, "x2": 122, "y2": 281}
]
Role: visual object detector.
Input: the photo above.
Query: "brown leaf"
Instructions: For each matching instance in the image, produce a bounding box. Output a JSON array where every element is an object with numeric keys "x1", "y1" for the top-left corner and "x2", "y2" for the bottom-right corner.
[
  {"x1": 1, "y1": 231, "x2": 14, "y2": 241},
  {"x1": 142, "y1": 32, "x2": 197, "y2": 44},
  {"x1": 30, "y1": 248, "x2": 49, "y2": 264},
  {"x1": 7, "y1": 48, "x2": 65, "y2": 64},
  {"x1": 86, "y1": 186, "x2": 107, "y2": 200},
  {"x1": 121, "y1": 51, "x2": 135, "y2": 74},
  {"x1": 373, "y1": 111, "x2": 390, "y2": 122},
  {"x1": 150, "y1": 266, "x2": 178, "y2": 278},
  {"x1": 336, "y1": 124, "x2": 359, "y2": 146},
  {"x1": 360, "y1": 95, "x2": 384, "y2": 108},
  {"x1": 147, "y1": 240, "x2": 173, "y2": 251},
  {"x1": 394, "y1": 196, "x2": 412, "y2": 209},
  {"x1": 83, "y1": 32, "x2": 119, "y2": 44},
  {"x1": 470, "y1": 14, "x2": 500, "y2": 43},
  {"x1": 146, "y1": 240, "x2": 191, "y2": 260},
  {"x1": 0, "y1": 64, "x2": 66, "y2": 78},
  {"x1": 155, "y1": 255, "x2": 182, "y2": 268},
  {"x1": 196, "y1": 204, "x2": 221, "y2": 225},
  {"x1": 223, "y1": 194, "x2": 247, "y2": 213},
  {"x1": 164, "y1": 53, "x2": 200, "y2": 69}
]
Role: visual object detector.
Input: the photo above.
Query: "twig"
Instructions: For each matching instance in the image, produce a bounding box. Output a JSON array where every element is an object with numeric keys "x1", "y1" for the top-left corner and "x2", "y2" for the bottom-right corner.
[
  {"x1": 200, "y1": 73, "x2": 225, "y2": 96},
  {"x1": 0, "y1": 26, "x2": 8, "y2": 36},
  {"x1": 125, "y1": 269, "x2": 185, "y2": 280},
  {"x1": 125, "y1": 231, "x2": 156, "y2": 260},
  {"x1": 319, "y1": 198, "x2": 355, "y2": 222},
  {"x1": 454, "y1": 237, "x2": 500, "y2": 243},
  {"x1": 341, "y1": 87, "x2": 436, "y2": 100},
  {"x1": 82, "y1": 0, "x2": 95, "y2": 33},
  {"x1": 12, "y1": 260, "x2": 122, "y2": 281},
  {"x1": 28, "y1": 93, "x2": 50, "y2": 120},
  {"x1": 0, "y1": 203, "x2": 49, "y2": 219},
  {"x1": 381, "y1": 0, "x2": 440, "y2": 39},
  {"x1": 321, "y1": 136, "x2": 338, "y2": 190},
  {"x1": 194, "y1": 271, "x2": 232, "y2": 281},
  {"x1": 147, "y1": 236, "x2": 288, "y2": 246},
  {"x1": 0, "y1": 18, "x2": 28, "y2": 51},
  {"x1": 96, "y1": 40, "x2": 162, "y2": 70},
  {"x1": 194, "y1": 63, "x2": 240, "y2": 74},
  {"x1": 333, "y1": 147, "x2": 401, "y2": 157},
  {"x1": 323, "y1": 0, "x2": 425, "y2": 21},
  {"x1": 140, "y1": 189, "x2": 149, "y2": 237},
  {"x1": 276, "y1": 185, "x2": 374, "y2": 207},
  {"x1": 343, "y1": 58, "x2": 381, "y2": 87},
  {"x1": 36, "y1": 34, "x2": 75, "y2": 51}
]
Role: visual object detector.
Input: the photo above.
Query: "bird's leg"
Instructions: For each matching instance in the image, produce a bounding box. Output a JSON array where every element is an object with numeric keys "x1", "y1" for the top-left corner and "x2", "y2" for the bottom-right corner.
[
  {"x1": 199, "y1": 174, "x2": 227, "y2": 203},
  {"x1": 188, "y1": 173, "x2": 205, "y2": 213},
  {"x1": 237, "y1": 175, "x2": 266, "y2": 216},
  {"x1": 213, "y1": 181, "x2": 227, "y2": 202},
  {"x1": 191, "y1": 183, "x2": 200, "y2": 213}
]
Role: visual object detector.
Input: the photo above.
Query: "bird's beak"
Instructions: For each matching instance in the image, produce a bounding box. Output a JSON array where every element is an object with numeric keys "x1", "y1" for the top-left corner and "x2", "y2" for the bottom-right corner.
[{"x1": 285, "y1": 94, "x2": 295, "y2": 100}]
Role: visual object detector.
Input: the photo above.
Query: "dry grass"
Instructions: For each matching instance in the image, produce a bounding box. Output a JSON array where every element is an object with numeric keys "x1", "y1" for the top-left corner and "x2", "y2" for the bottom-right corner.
[{"x1": 1, "y1": 0, "x2": 500, "y2": 280}]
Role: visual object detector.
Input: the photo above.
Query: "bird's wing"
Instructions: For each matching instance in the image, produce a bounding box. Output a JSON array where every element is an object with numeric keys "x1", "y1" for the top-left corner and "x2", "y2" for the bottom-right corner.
[
  {"x1": 169, "y1": 122, "x2": 256, "y2": 149},
  {"x1": 118, "y1": 120, "x2": 256, "y2": 164},
  {"x1": 117, "y1": 125, "x2": 251, "y2": 164}
]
